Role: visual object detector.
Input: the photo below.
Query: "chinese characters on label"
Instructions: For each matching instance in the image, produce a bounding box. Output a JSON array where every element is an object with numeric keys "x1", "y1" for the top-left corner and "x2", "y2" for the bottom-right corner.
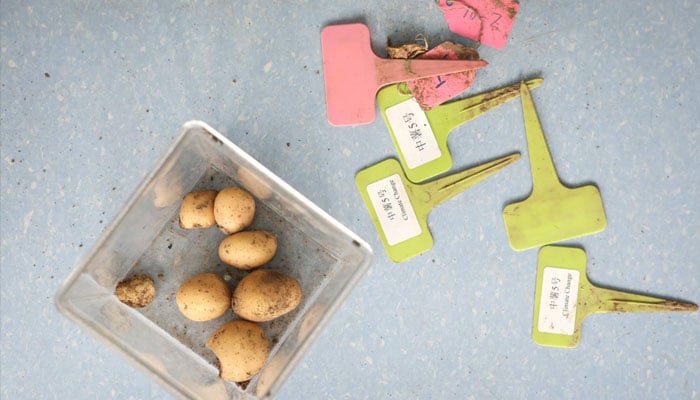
[
  {"x1": 403, "y1": 112, "x2": 428, "y2": 152},
  {"x1": 385, "y1": 98, "x2": 441, "y2": 169},
  {"x1": 537, "y1": 267, "x2": 580, "y2": 335},
  {"x1": 376, "y1": 188, "x2": 397, "y2": 222},
  {"x1": 366, "y1": 174, "x2": 422, "y2": 246}
]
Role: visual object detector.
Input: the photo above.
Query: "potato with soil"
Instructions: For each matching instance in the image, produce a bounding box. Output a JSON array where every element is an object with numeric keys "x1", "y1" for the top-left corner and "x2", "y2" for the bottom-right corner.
[
  {"x1": 214, "y1": 187, "x2": 255, "y2": 235},
  {"x1": 179, "y1": 190, "x2": 218, "y2": 229},
  {"x1": 219, "y1": 230, "x2": 277, "y2": 270},
  {"x1": 232, "y1": 269, "x2": 302, "y2": 322},
  {"x1": 206, "y1": 320, "x2": 270, "y2": 382},
  {"x1": 116, "y1": 274, "x2": 156, "y2": 308},
  {"x1": 176, "y1": 273, "x2": 231, "y2": 321}
]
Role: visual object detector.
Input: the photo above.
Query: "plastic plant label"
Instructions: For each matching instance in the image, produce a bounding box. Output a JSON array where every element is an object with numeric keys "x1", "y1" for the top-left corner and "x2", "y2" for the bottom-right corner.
[
  {"x1": 356, "y1": 154, "x2": 520, "y2": 262},
  {"x1": 365, "y1": 174, "x2": 422, "y2": 245},
  {"x1": 405, "y1": 42, "x2": 480, "y2": 111},
  {"x1": 385, "y1": 98, "x2": 442, "y2": 169},
  {"x1": 321, "y1": 23, "x2": 488, "y2": 126},
  {"x1": 503, "y1": 82, "x2": 607, "y2": 251},
  {"x1": 537, "y1": 267, "x2": 580, "y2": 335},
  {"x1": 437, "y1": 0, "x2": 520, "y2": 49},
  {"x1": 378, "y1": 78, "x2": 543, "y2": 183},
  {"x1": 532, "y1": 246, "x2": 698, "y2": 348}
]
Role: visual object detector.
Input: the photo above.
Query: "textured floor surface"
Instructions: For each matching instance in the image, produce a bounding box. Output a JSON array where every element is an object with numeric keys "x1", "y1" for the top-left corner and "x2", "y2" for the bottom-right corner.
[{"x1": 1, "y1": 1, "x2": 698, "y2": 399}]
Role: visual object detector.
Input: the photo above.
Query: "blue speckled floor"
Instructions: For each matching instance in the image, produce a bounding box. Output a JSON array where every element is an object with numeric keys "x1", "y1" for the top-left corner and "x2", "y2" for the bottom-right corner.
[{"x1": 1, "y1": 1, "x2": 698, "y2": 399}]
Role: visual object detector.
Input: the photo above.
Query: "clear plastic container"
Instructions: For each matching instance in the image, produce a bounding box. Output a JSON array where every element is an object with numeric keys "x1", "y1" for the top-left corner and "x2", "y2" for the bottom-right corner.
[{"x1": 55, "y1": 121, "x2": 373, "y2": 399}]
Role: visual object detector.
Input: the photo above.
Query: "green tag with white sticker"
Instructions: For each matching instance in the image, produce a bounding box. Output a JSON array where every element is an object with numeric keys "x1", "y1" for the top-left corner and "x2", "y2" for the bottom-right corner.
[
  {"x1": 533, "y1": 246, "x2": 698, "y2": 348},
  {"x1": 377, "y1": 78, "x2": 542, "y2": 182},
  {"x1": 356, "y1": 154, "x2": 520, "y2": 262}
]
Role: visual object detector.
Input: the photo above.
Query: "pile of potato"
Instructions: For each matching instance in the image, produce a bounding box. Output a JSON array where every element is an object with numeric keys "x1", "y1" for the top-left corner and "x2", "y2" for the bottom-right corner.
[{"x1": 176, "y1": 187, "x2": 302, "y2": 383}]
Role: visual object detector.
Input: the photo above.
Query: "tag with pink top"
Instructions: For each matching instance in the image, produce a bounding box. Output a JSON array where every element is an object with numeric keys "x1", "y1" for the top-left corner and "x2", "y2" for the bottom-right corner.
[
  {"x1": 437, "y1": 0, "x2": 520, "y2": 49},
  {"x1": 405, "y1": 42, "x2": 480, "y2": 111},
  {"x1": 320, "y1": 23, "x2": 488, "y2": 126}
]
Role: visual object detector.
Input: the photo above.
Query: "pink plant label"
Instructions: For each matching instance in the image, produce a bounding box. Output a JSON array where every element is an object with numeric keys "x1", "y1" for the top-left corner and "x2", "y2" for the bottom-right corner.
[
  {"x1": 438, "y1": 0, "x2": 519, "y2": 49},
  {"x1": 406, "y1": 42, "x2": 479, "y2": 111}
]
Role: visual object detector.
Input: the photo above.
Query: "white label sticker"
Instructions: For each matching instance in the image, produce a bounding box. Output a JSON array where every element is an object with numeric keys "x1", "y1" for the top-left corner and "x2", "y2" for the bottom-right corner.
[
  {"x1": 537, "y1": 267, "x2": 580, "y2": 335},
  {"x1": 385, "y1": 98, "x2": 441, "y2": 169},
  {"x1": 366, "y1": 174, "x2": 422, "y2": 246}
]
